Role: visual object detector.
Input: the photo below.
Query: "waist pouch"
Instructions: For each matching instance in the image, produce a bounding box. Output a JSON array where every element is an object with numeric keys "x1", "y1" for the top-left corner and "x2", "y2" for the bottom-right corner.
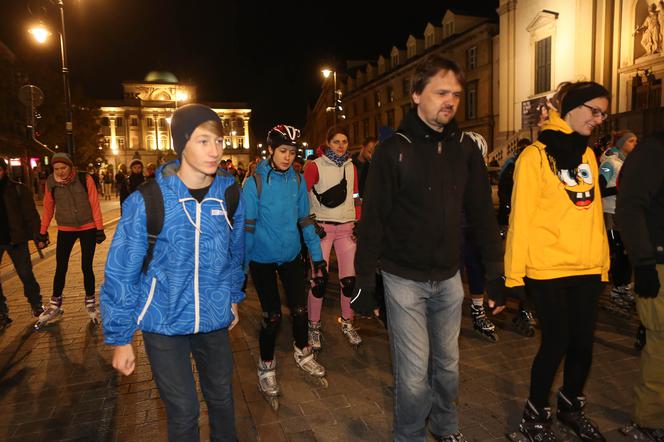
[{"x1": 313, "y1": 168, "x2": 347, "y2": 208}]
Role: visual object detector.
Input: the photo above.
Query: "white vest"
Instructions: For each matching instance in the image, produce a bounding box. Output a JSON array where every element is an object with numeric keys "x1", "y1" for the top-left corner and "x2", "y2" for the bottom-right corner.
[{"x1": 309, "y1": 156, "x2": 356, "y2": 222}]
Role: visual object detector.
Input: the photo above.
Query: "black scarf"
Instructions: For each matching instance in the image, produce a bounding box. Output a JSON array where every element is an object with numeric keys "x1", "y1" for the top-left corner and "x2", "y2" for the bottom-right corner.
[{"x1": 538, "y1": 130, "x2": 588, "y2": 171}]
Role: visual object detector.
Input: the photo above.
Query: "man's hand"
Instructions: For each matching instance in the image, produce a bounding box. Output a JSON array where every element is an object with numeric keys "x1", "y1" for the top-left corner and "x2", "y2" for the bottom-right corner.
[
  {"x1": 313, "y1": 260, "x2": 328, "y2": 280},
  {"x1": 229, "y1": 303, "x2": 239, "y2": 330},
  {"x1": 112, "y1": 344, "x2": 136, "y2": 376},
  {"x1": 485, "y1": 276, "x2": 507, "y2": 315},
  {"x1": 351, "y1": 287, "x2": 377, "y2": 317},
  {"x1": 36, "y1": 232, "x2": 50, "y2": 249},
  {"x1": 634, "y1": 265, "x2": 660, "y2": 299},
  {"x1": 309, "y1": 214, "x2": 326, "y2": 239},
  {"x1": 352, "y1": 221, "x2": 359, "y2": 241},
  {"x1": 95, "y1": 229, "x2": 107, "y2": 244}
]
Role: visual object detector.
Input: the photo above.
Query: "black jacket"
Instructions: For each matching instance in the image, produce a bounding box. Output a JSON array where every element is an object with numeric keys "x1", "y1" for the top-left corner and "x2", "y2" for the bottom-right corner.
[
  {"x1": 355, "y1": 109, "x2": 503, "y2": 287},
  {"x1": 351, "y1": 153, "x2": 370, "y2": 198},
  {"x1": 615, "y1": 131, "x2": 664, "y2": 265},
  {"x1": 0, "y1": 176, "x2": 41, "y2": 245}
]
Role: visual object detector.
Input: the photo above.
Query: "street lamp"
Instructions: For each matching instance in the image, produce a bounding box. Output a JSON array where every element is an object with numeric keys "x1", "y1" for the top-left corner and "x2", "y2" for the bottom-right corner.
[
  {"x1": 28, "y1": 0, "x2": 74, "y2": 157},
  {"x1": 321, "y1": 67, "x2": 337, "y2": 128}
]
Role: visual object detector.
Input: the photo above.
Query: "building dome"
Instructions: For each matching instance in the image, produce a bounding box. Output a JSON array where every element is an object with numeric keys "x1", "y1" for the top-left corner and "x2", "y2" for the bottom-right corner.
[{"x1": 144, "y1": 71, "x2": 178, "y2": 83}]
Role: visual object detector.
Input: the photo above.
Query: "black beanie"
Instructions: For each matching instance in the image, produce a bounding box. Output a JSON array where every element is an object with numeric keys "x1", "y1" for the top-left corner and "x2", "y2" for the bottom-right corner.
[
  {"x1": 170, "y1": 104, "x2": 222, "y2": 158},
  {"x1": 560, "y1": 82, "x2": 610, "y2": 117}
]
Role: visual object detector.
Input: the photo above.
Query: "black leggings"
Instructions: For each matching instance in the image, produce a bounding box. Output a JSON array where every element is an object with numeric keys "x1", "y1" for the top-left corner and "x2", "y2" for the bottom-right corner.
[
  {"x1": 53, "y1": 229, "x2": 97, "y2": 298},
  {"x1": 526, "y1": 275, "x2": 602, "y2": 408},
  {"x1": 249, "y1": 256, "x2": 308, "y2": 361}
]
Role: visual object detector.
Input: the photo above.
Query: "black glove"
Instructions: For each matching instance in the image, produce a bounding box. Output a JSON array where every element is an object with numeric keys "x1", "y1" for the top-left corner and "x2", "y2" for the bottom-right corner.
[
  {"x1": 35, "y1": 232, "x2": 50, "y2": 248},
  {"x1": 634, "y1": 265, "x2": 660, "y2": 298},
  {"x1": 485, "y1": 276, "x2": 507, "y2": 308},
  {"x1": 307, "y1": 214, "x2": 326, "y2": 239},
  {"x1": 350, "y1": 286, "x2": 377, "y2": 317},
  {"x1": 313, "y1": 260, "x2": 328, "y2": 280},
  {"x1": 353, "y1": 221, "x2": 359, "y2": 239},
  {"x1": 314, "y1": 223, "x2": 326, "y2": 239},
  {"x1": 95, "y1": 229, "x2": 107, "y2": 244}
]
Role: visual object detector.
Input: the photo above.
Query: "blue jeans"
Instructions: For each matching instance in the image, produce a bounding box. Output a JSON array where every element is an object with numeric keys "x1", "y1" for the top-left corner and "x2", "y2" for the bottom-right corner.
[
  {"x1": 143, "y1": 328, "x2": 236, "y2": 442},
  {"x1": 382, "y1": 271, "x2": 464, "y2": 441}
]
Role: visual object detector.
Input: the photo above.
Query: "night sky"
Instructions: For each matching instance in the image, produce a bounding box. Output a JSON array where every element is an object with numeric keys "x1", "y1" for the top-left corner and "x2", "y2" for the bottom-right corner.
[{"x1": 1, "y1": 0, "x2": 498, "y2": 143}]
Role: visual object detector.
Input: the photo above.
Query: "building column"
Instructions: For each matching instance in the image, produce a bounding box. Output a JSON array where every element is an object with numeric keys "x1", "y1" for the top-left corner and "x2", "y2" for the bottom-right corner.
[
  {"x1": 244, "y1": 118, "x2": 250, "y2": 148},
  {"x1": 154, "y1": 113, "x2": 160, "y2": 151},
  {"x1": 110, "y1": 117, "x2": 118, "y2": 153}
]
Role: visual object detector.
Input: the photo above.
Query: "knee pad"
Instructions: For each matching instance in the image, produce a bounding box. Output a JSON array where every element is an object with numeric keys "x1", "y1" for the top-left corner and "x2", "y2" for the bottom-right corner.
[
  {"x1": 340, "y1": 276, "x2": 356, "y2": 298},
  {"x1": 311, "y1": 276, "x2": 327, "y2": 298},
  {"x1": 260, "y1": 312, "x2": 282, "y2": 332}
]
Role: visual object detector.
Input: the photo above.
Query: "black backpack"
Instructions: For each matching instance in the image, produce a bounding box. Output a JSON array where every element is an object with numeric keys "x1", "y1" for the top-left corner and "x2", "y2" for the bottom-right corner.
[{"x1": 138, "y1": 178, "x2": 240, "y2": 274}]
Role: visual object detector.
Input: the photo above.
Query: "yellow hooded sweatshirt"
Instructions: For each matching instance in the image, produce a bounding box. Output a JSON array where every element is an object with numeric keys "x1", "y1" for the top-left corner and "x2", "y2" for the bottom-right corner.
[{"x1": 504, "y1": 111, "x2": 610, "y2": 287}]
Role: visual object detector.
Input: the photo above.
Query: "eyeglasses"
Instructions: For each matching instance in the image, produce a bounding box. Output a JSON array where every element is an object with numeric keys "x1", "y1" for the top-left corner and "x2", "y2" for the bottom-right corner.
[{"x1": 581, "y1": 104, "x2": 608, "y2": 121}]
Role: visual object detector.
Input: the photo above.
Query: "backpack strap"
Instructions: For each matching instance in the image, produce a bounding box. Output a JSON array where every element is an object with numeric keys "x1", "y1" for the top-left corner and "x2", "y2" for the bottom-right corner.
[
  {"x1": 78, "y1": 171, "x2": 90, "y2": 195},
  {"x1": 224, "y1": 182, "x2": 240, "y2": 226},
  {"x1": 394, "y1": 131, "x2": 413, "y2": 189},
  {"x1": 138, "y1": 179, "x2": 164, "y2": 274},
  {"x1": 253, "y1": 174, "x2": 263, "y2": 199}
]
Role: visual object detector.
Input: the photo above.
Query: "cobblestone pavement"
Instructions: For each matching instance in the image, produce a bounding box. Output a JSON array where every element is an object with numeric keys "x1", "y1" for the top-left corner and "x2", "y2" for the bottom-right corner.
[{"x1": 0, "y1": 222, "x2": 642, "y2": 441}]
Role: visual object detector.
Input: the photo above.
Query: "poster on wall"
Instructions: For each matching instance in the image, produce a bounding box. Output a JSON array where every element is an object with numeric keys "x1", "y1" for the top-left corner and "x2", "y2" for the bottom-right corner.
[{"x1": 521, "y1": 95, "x2": 553, "y2": 131}]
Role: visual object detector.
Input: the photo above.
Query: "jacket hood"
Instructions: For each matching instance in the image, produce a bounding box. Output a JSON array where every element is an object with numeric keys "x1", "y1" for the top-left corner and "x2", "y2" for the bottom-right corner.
[
  {"x1": 156, "y1": 160, "x2": 234, "y2": 201},
  {"x1": 539, "y1": 110, "x2": 574, "y2": 135}
]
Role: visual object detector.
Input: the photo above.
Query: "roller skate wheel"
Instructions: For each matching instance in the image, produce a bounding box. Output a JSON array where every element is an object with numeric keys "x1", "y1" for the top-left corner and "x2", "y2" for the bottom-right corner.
[
  {"x1": 268, "y1": 397, "x2": 279, "y2": 411},
  {"x1": 319, "y1": 377, "x2": 329, "y2": 388}
]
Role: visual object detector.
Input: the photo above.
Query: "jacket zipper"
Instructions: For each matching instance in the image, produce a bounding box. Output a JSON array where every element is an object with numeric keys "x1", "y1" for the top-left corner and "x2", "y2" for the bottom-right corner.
[
  {"x1": 194, "y1": 202, "x2": 201, "y2": 333},
  {"x1": 137, "y1": 277, "x2": 157, "y2": 324}
]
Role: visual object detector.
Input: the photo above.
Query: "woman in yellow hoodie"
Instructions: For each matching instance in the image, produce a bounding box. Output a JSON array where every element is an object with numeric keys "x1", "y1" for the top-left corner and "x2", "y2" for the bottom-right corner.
[{"x1": 505, "y1": 81, "x2": 611, "y2": 442}]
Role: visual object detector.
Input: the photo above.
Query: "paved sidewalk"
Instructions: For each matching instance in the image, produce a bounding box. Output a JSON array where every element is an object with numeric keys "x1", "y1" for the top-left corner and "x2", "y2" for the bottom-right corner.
[{"x1": 0, "y1": 222, "x2": 643, "y2": 441}]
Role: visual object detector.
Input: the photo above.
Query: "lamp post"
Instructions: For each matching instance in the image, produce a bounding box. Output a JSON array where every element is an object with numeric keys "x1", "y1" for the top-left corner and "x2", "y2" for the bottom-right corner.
[
  {"x1": 321, "y1": 68, "x2": 337, "y2": 129},
  {"x1": 28, "y1": 0, "x2": 74, "y2": 157}
]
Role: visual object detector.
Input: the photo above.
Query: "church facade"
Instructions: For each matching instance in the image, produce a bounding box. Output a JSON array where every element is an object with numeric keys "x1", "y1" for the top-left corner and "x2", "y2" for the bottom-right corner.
[{"x1": 492, "y1": 0, "x2": 664, "y2": 163}]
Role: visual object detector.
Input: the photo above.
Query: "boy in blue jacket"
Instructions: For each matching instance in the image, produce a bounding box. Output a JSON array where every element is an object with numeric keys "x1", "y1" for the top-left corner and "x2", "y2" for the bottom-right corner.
[
  {"x1": 101, "y1": 104, "x2": 244, "y2": 441},
  {"x1": 242, "y1": 125, "x2": 328, "y2": 409}
]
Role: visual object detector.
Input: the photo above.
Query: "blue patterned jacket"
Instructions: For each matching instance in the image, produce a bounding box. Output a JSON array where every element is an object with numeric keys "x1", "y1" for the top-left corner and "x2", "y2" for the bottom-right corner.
[{"x1": 101, "y1": 161, "x2": 245, "y2": 346}]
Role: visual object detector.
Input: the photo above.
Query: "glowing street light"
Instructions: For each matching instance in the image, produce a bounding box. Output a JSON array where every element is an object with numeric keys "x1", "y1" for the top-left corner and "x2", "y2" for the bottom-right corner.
[
  {"x1": 28, "y1": 23, "x2": 51, "y2": 43},
  {"x1": 27, "y1": 1, "x2": 74, "y2": 156},
  {"x1": 321, "y1": 67, "x2": 338, "y2": 129}
]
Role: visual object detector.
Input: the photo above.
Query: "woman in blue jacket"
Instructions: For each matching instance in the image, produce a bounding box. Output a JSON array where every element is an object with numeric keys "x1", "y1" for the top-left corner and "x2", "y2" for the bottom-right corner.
[
  {"x1": 101, "y1": 104, "x2": 245, "y2": 441},
  {"x1": 242, "y1": 125, "x2": 328, "y2": 409}
]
